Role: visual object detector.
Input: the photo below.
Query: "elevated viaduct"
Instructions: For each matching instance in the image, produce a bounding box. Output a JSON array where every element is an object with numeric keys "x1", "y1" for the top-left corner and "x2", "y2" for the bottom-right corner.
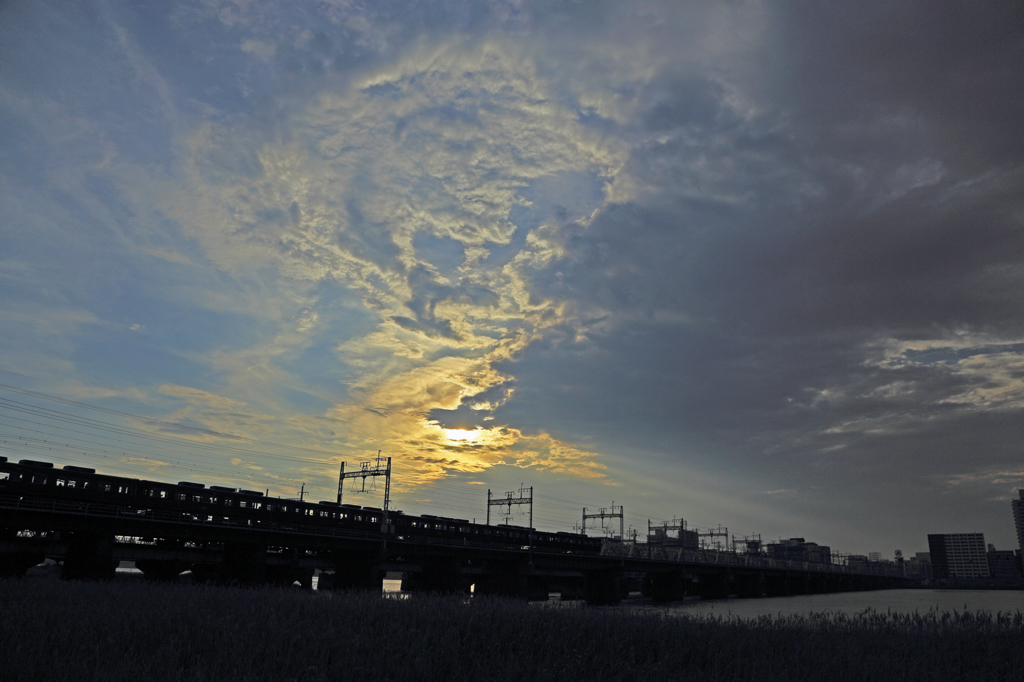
[{"x1": 1, "y1": 493, "x2": 907, "y2": 603}]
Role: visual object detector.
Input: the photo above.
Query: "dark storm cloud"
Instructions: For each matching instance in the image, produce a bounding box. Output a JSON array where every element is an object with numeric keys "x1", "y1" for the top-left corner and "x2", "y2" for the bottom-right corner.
[
  {"x1": 767, "y1": 1, "x2": 1024, "y2": 171},
  {"x1": 482, "y1": 0, "x2": 1024, "y2": 548}
]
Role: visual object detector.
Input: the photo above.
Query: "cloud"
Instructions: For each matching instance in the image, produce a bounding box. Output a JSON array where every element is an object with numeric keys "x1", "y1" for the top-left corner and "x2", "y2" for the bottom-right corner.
[
  {"x1": 4, "y1": 0, "x2": 1023, "y2": 550},
  {"x1": 142, "y1": 36, "x2": 630, "y2": 485}
]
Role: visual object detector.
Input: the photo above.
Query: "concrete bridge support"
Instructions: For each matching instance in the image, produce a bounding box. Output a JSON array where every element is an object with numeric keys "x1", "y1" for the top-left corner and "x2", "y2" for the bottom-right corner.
[
  {"x1": 402, "y1": 558, "x2": 466, "y2": 594},
  {"x1": 221, "y1": 542, "x2": 267, "y2": 586},
  {"x1": 827, "y1": 575, "x2": 851, "y2": 593},
  {"x1": 554, "y1": 575, "x2": 586, "y2": 600},
  {"x1": 526, "y1": 574, "x2": 549, "y2": 601},
  {"x1": 61, "y1": 532, "x2": 115, "y2": 580},
  {"x1": 323, "y1": 550, "x2": 382, "y2": 591},
  {"x1": 0, "y1": 551, "x2": 46, "y2": 578},
  {"x1": 733, "y1": 571, "x2": 765, "y2": 598},
  {"x1": 789, "y1": 573, "x2": 810, "y2": 595},
  {"x1": 644, "y1": 569, "x2": 686, "y2": 602},
  {"x1": 474, "y1": 560, "x2": 528, "y2": 598},
  {"x1": 697, "y1": 572, "x2": 730, "y2": 600},
  {"x1": 135, "y1": 559, "x2": 190, "y2": 582},
  {"x1": 584, "y1": 568, "x2": 626, "y2": 605},
  {"x1": 764, "y1": 573, "x2": 789, "y2": 597},
  {"x1": 266, "y1": 565, "x2": 314, "y2": 589}
]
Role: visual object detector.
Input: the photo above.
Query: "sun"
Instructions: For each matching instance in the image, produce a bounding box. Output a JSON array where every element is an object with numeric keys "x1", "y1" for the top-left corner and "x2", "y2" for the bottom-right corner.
[{"x1": 444, "y1": 428, "x2": 480, "y2": 442}]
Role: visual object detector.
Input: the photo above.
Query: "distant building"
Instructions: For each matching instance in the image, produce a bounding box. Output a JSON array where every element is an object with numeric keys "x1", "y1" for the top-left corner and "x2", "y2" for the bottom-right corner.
[
  {"x1": 986, "y1": 544, "x2": 1020, "y2": 578},
  {"x1": 928, "y1": 533, "x2": 990, "y2": 579},
  {"x1": 868, "y1": 552, "x2": 881, "y2": 562},
  {"x1": 648, "y1": 524, "x2": 698, "y2": 549},
  {"x1": 766, "y1": 538, "x2": 832, "y2": 564},
  {"x1": 904, "y1": 555, "x2": 933, "y2": 580},
  {"x1": 1013, "y1": 490, "x2": 1024, "y2": 553}
]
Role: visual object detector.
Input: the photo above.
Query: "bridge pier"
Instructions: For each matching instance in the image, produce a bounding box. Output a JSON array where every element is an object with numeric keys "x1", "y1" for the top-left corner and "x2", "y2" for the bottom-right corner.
[
  {"x1": 584, "y1": 568, "x2": 626, "y2": 605},
  {"x1": 764, "y1": 572, "x2": 789, "y2": 597},
  {"x1": 644, "y1": 569, "x2": 686, "y2": 602},
  {"x1": 831, "y1": 574, "x2": 851, "y2": 592},
  {"x1": 402, "y1": 558, "x2": 467, "y2": 594},
  {"x1": 322, "y1": 550, "x2": 382, "y2": 591},
  {"x1": 789, "y1": 573, "x2": 810, "y2": 595},
  {"x1": 697, "y1": 571, "x2": 730, "y2": 600},
  {"x1": 475, "y1": 560, "x2": 528, "y2": 598},
  {"x1": 135, "y1": 559, "x2": 190, "y2": 582},
  {"x1": 266, "y1": 565, "x2": 314, "y2": 589},
  {"x1": 0, "y1": 540, "x2": 46, "y2": 577},
  {"x1": 61, "y1": 532, "x2": 116, "y2": 581},
  {"x1": 1, "y1": 554, "x2": 46, "y2": 578},
  {"x1": 526, "y1": 574, "x2": 549, "y2": 601},
  {"x1": 220, "y1": 542, "x2": 267, "y2": 586},
  {"x1": 553, "y1": 575, "x2": 586, "y2": 600},
  {"x1": 733, "y1": 571, "x2": 765, "y2": 598}
]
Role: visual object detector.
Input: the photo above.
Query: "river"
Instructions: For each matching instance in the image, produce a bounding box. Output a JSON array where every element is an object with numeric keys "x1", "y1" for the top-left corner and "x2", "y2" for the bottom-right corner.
[{"x1": 618, "y1": 589, "x2": 1024, "y2": 619}]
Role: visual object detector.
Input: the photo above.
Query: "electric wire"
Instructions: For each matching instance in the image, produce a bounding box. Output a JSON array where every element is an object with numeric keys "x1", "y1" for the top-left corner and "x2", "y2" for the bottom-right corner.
[{"x1": 0, "y1": 377, "x2": 736, "y2": 536}]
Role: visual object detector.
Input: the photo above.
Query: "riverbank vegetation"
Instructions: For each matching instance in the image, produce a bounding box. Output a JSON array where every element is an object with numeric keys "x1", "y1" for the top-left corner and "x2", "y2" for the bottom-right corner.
[{"x1": 1, "y1": 579, "x2": 1021, "y2": 681}]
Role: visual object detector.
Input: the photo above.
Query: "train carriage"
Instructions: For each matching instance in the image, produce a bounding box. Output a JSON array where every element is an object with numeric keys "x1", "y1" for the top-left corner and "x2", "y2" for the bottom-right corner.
[{"x1": 0, "y1": 458, "x2": 603, "y2": 555}]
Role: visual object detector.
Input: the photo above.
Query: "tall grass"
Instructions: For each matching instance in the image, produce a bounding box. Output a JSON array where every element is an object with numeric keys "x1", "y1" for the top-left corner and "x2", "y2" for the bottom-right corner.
[{"x1": 0, "y1": 579, "x2": 1021, "y2": 681}]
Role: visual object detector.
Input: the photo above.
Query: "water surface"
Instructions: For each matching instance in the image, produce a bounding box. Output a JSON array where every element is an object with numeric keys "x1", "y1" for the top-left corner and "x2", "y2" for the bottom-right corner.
[{"x1": 630, "y1": 589, "x2": 1024, "y2": 619}]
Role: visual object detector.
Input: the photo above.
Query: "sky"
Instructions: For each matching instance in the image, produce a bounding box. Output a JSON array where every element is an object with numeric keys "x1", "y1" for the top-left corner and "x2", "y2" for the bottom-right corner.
[{"x1": 1, "y1": 0, "x2": 1023, "y2": 558}]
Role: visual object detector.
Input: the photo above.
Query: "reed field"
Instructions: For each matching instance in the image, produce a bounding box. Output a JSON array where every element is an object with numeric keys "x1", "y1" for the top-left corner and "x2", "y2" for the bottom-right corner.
[{"x1": 1, "y1": 579, "x2": 1022, "y2": 682}]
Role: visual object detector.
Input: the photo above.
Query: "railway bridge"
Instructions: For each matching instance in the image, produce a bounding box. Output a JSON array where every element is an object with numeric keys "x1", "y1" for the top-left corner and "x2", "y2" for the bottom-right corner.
[{"x1": 0, "y1": 493, "x2": 907, "y2": 603}]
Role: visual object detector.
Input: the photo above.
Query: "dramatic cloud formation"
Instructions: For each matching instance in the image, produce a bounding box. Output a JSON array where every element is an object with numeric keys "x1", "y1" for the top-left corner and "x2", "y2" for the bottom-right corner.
[{"x1": 1, "y1": 0, "x2": 1022, "y2": 555}]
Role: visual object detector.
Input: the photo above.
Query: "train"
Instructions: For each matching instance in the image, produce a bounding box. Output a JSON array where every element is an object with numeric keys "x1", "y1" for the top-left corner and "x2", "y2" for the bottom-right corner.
[{"x1": 0, "y1": 457, "x2": 602, "y2": 555}]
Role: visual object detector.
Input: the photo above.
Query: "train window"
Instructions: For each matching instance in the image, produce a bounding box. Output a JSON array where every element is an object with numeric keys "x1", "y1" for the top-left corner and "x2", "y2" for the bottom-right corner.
[
  {"x1": 56, "y1": 478, "x2": 66, "y2": 487},
  {"x1": 191, "y1": 495, "x2": 203, "y2": 503},
  {"x1": 224, "y1": 499, "x2": 233, "y2": 507},
  {"x1": 82, "y1": 481, "x2": 89, "y2": 489},
  {"x1": 67, "y1": 480, "x2": 77, "y2": 488},
  {"x1": 210, "y1": 496, "x2": 218, "y2": 504},
  {"x1": 119, "y1": 486, "x2": 131, "y2": 495},
  {"x1": 31, "y1": 475, "x2": 48, "y2": 485},
  {"x1": 265, "y1": 503, "x2": 273, "y2": 512},
  {"x1": 0, "y1": 472, "x2": 8, "y2": 481},
  {"x1": 239, "y1": 500, "x2": 247, "y2": 509},
  {"x1": 176, "y1": 493, "x2": 186, "y2": 501},
  {"x1": 102, "y1": 484, "x2": 111, "y2": 492},
  {"x1": 253, "y1": 502, "x2": 261, "y2": 510}
]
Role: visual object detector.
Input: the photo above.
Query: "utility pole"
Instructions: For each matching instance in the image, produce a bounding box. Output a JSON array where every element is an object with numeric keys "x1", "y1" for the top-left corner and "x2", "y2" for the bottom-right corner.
[
  {"x1": 337, "y1": 452, "x2": 393, "y2": 552},
  {"x1": 697, "y1": 525, "x2": 728, "y2": 551},
  {"x1": 582, "y1": 503, "x2": 624, "y2": 540},
  {"x1": 486, "y1": 485, "x2": 534, "y2": 553}
]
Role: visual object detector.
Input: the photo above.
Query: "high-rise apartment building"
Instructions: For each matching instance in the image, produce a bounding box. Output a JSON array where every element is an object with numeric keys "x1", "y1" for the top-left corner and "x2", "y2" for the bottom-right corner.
[
  {"x1": 1012, "y1": 489, "x2": 1024, "y2": 553},
  {"x1": 927, "y1": 533, "x2": 990, "y2": 579}
]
